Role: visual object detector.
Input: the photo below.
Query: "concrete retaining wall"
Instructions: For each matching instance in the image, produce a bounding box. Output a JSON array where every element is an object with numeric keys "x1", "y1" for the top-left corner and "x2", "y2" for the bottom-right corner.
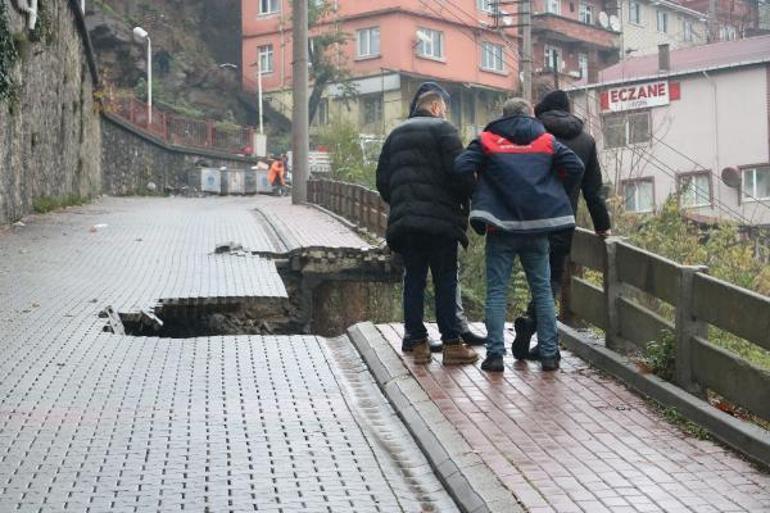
[
  {"x1": 101, "y1": 114, "x2": 258, "y2": 195},
  {"x1": 0, "y1": 0, "x2": 101, "y2": 224}
]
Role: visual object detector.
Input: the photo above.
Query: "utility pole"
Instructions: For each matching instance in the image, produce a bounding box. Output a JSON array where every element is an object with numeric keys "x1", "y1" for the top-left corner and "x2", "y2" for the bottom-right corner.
[
  {"x1": 708, "y1": 0, "x2": 718, "y2": 41},
  {"x1": 291, "y1": 0, "x2": 309, "y2": 204},
  {"x1": 492, "y1": 1, "x2": 532, "y2": 103}
]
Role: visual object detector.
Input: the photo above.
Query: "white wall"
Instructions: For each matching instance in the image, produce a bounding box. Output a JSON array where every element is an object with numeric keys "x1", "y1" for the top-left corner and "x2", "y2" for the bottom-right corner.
[
  {"x1": 620, "y1": 0, "x2": 707, "y2": 56},
  {"x1": 573, "y1": 64, "x2": 770, "y2": 225}
]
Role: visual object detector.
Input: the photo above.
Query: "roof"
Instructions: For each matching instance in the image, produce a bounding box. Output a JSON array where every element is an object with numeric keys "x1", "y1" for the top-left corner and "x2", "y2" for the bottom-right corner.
[{"x1": 579, "y1": 35, "x2": 770, "y2": 88}]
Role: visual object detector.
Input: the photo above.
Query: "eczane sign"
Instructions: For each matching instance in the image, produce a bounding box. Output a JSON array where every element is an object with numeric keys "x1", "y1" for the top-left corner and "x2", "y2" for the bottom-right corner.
[{"x1": 600, "y1": 81, "x2": 679, "y2": 112}]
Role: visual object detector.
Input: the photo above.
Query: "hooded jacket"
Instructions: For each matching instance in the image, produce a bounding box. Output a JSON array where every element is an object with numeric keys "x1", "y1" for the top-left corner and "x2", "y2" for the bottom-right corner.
[
  {"x1": 538, "y1": 110, "x2": 611, "y2": 241},
  {"x1": 454, "y1": 116, "x2": 584, "y2": 235},
  {"x1": 376, "y1": 109, "x2": 474, "y2": 251}
]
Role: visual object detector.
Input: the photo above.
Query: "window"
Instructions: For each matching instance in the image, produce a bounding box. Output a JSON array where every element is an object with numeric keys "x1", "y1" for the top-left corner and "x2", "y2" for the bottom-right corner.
[
  {"x1": 624, "y1": 179, "x2": 654, "y2": 213},
  {"x1": 546, "y1": 0, "x2": 561, "y2": 14},
  {"x1": 417, "y1": 28, "x2": 444, "y2": 59},
  {"x1": 579, "y1": 2, "x2": 593, "y2": 24},
  {"x1": 258, "y1": 44, "x2": 274, "y2": 74},
  {"x1": 357, "y1": 27, "x2": 380, "y2": 58},
  {"x1": 602, "y1": 111, "x2": 651, "y2": 148},
  {"x1": 259, "y1": 0, "x2": 280, "y2": 15},
  {"x1": 629, "y1": 0, "x2": 642, "y2": 24},
  {"x1": 477, "y1": 0, "x2": 497, "y2": 13},
  {"x1": 361, "y1": 95, "x2": 383, "y2": 125},
  {"x1": 742, "y1": 167, "x2": 770, "y2": 201},
  {"x1": 657, "y1": 10, "x2": 668, "y2": 33},
  {"x1": 720, "y1": 25, "x2": 737, "y2": 40},
  {"x1": 314, "y1": 98, "x2": 330, "y2": 126},
  {"x1": 578, "y1": 53, "x2": 588, "y2": 79},
  {"x1": 683, "y1": 20, "x2": 693, "y2": 42},
  {"x1": 544, "y1": 45, "x2": 562, "y2": 70},
  {"x1": 481, "y1": 42, "x2": 505, "y2": 72},
  {"x1": 678, "y1": 173, "x2": 711, "y2": 207}
]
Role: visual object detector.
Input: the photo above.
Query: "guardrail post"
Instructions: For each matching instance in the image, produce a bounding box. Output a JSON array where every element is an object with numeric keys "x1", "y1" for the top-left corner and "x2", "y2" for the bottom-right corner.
[
  {"x1": 675, "y1": 265, "x2": 708, "y2": 395},
  {"x1": 604, "y1": 237, "x2": 622, "y2": 351}
]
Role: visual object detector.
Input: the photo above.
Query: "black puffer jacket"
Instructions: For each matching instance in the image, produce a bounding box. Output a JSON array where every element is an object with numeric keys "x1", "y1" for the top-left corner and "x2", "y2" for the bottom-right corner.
[
  {"x1": 376, "y1": 111, "x2": 474, "y2": 252},
  {"x1": 538, "y1": 110, "x2": 611, "y2": 252}
]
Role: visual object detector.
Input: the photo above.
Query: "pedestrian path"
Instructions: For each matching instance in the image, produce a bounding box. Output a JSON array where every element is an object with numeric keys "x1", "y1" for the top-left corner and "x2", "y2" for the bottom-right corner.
[
  {"x1": 376, "y1": 323, "x2": 770, "y2": 513},
  {"x1": 0, "y1": 196, "x2": 455, "y2": 513}
]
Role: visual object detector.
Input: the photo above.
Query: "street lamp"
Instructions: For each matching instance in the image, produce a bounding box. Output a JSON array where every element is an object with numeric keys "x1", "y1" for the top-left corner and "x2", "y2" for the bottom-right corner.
[{"x1": 133, "y1": 26, "x2": 152, "y2": 125}]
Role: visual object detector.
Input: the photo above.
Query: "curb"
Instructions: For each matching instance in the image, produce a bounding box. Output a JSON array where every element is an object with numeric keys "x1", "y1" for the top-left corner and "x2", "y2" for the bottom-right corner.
[
  {"x1": 559, "y1": 323, "x2": 770, "y2": 468},
  {"x1": 347, "y1": 322, "x2": 524, "y2": 513}
]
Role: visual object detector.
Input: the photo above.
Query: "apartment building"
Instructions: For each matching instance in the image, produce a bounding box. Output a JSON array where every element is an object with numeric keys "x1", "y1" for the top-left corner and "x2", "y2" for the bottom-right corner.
[
  {"x1": 241, "y1": 0, "x2": 521, "y2": 139},
  {"x1": 570, "y1": 36, "x2": 770, "y2": 226},
  {"x1": 619, "y1": 0, "x2": 708, "y2": 56}
]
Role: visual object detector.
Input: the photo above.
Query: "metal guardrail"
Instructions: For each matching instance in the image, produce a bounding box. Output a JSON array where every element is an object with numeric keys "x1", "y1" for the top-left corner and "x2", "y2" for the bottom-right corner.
[
  {"x1": 567, "y1": 228, "x2": 770, "y2": 421},
  {"x1": 104, "y1": 95, "x2": 254, "y2": 155},
  {"x1": 308, "y1": 178, "x2": 770, "y2": 423}
]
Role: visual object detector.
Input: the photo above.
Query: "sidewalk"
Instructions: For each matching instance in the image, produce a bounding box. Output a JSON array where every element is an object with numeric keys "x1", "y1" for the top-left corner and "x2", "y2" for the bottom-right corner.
[
  {"x1": 375, "y1": 323, "x2": 770, "y2": 513},
  {"x1": 0, "y1": 197, "x2": 455, "y2": 513}
]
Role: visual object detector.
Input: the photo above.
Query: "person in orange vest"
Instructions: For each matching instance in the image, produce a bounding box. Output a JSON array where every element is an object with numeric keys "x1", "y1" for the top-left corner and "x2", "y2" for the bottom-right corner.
[{"x1": 267, "y1": 157, "x2": 286, "y2": 196}]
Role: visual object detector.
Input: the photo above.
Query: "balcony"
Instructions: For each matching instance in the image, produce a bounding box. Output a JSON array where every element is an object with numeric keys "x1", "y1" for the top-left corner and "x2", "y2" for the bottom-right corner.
[{"x1": 532, "y1": 13, "x2": 620, "y2": 50}]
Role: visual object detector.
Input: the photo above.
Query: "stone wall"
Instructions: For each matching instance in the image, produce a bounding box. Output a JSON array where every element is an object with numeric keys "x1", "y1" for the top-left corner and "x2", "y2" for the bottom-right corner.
[
  {"x1": 0, "y1": 0, "x2": 101, "y2": 224},
  {"x1": 101, "y1": 113, "x2": 258, "y2": 195}
]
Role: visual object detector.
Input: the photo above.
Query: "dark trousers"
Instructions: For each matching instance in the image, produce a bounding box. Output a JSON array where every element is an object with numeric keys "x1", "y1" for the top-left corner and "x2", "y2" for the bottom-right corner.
[{"x1": 400, "y1": 235, "x2": 460, "y2": 343}]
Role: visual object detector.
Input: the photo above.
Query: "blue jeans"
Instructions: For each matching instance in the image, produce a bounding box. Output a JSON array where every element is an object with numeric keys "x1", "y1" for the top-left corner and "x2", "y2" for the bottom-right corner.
[
  {"x1": 485, "y1": 232, "x2": 558, "y2": 359},
  {"x1": 400, "y1": 235, "x2": 460, "y2": 343}
]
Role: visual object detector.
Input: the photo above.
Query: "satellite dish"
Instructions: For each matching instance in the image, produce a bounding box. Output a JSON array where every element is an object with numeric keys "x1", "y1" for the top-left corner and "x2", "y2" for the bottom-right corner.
[
  {"x1": 599, "y1": 12, "x2": 610, "y2": 28},
  {"x1": 416, "y1": 31, "x2": 432, "y2": 45},
  {"x1": 609, "y1": 15, "x2": 621, "y2": 31},
  {"x1": 721, "y1": 166, "x2": 741, "y2": 189},
  {"x1": 503, "y1": 16, "x2": 514, "y2": 26}
]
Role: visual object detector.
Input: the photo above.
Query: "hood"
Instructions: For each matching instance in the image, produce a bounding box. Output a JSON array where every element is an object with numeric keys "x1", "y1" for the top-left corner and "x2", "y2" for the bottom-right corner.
[
  {"x1": 537, "y1": 110, "x2": 584, "y2": 139},
  {"x1": 484, "y1": 116, "x2": 546, "y2": 145}
]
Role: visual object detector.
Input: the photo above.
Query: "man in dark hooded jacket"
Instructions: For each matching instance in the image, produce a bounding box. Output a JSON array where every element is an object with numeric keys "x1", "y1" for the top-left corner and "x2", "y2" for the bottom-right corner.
[
  {"x1": 454, "y1": 98, "x2": 584, "y2": 372},
  {"x1": 514, "y1": 90, "x2": 612, "y2": 361},
  {"x1": 376, "y1": 82, "x2": 479, "y2": 366}
]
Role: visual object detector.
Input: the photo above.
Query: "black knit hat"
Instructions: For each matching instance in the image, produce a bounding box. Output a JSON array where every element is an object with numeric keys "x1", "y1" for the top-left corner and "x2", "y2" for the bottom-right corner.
[
  {"x1": 409, "y1": 81, "x2": 451, "y2": 117},
  {"x1": 534, "y1": 90, "x2": 571, "y2": 116}
]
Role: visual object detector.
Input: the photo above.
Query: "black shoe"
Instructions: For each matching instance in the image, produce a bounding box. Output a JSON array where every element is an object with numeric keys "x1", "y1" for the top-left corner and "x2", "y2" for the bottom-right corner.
[
  {"x1": 461, "y1": 330, "x2": 486, "y2": 346},
  {"x1": 481, "y1": 355, "x2": 504, "y2": 372},
  {"x1": 526, "y1": 344, "x2": 541, "y2": 361},
  {"x1": 512, "y1": 317, "x2": 534, "y2": 360},
  {"x1": 541, "y1": 358, "x2": 560, "y2": 372},
  {"x1": 403, "y1": 338, "x2": 443, "y2": 353}
]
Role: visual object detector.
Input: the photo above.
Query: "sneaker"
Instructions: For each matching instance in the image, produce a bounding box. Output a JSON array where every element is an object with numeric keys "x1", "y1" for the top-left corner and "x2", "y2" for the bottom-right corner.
[
  {"x1": 412, "y1": 339, "x2": 432, "y2": 365},
  {"x1": 512, "y1": 317, "x2": 535, "y2": 360},
  {"x1": 481, "y1": 355, "x2": 504, "y2": 373},
  {"x1": 442, "y1": 341, "x2": 479, "y2": 365},
  {"x1": 541, "y1": 357, "x2": 560, "y2": 372},
  {"x1": 429, "y1": 338, "x2": 444, "y2": 353},
  {"x1": 461, "y1": 330, "x2": 486, "y2": 346}
]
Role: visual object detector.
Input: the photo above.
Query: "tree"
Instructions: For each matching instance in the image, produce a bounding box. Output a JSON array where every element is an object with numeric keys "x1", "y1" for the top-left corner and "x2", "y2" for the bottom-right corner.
[{"x1": 306, "y1": 0, "x2": 357, "y2": 124}]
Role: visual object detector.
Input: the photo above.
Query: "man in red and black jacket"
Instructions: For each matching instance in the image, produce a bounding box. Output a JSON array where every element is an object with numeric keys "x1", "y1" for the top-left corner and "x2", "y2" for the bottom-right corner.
[
  {"x1": 514, "y1": 90, "x2": 612, "y2": 362},
  {"x1": 454, "y1": 98, "x2": 584, "y2": 372}
]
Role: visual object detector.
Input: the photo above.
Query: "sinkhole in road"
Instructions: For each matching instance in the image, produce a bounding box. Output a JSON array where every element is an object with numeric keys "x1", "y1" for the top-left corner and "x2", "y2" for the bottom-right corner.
[{"x1": 103, "y1": 247, "x2": 402, "y2": 339}]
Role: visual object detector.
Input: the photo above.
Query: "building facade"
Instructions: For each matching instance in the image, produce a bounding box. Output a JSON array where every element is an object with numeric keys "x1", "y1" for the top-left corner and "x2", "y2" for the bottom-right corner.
[
  {"x1": 619, "y1": 0, "x2": 708, "y2": 57},
  {"x1": 241, "y1": 0, "x2": 521, "y2": 140},
  {"x1": 679, "y1": 0, "x2": 759, "y2": 41},
  {"x1": 529, "y1": 0, "x2": 622, "y2": 94},
  {"x1": 570, "y1": 36, "x2": 770, "y2": 226}
]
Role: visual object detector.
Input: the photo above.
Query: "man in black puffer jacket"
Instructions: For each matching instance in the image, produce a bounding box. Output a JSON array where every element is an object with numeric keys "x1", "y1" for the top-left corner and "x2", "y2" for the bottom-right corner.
[
  {"x1": 376, "y1": 82, "x2": 478, "y2": 366},
  {"x1": 514, "y1": 90, "x2": 612, "y2": 361}
]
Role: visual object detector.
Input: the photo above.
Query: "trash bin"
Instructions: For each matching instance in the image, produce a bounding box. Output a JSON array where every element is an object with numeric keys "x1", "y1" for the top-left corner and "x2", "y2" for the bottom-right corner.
[
  {"x1": 191, "y1": 167, "x2": 222, "y2": 194},
  {"x1": 255, "y1": 167, "x2": 273, "y2": 194},
  {"x1": 222, "y1": 169, "x2": 245, "y2": 195},
  {"x1": 244, "y1": 169, "x2": 257, "y2": 195}
]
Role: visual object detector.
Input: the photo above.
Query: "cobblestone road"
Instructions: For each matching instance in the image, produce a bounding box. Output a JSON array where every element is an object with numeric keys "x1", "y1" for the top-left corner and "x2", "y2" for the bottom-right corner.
[
  {"x1": 0, "y1": 197, "x2": 456, "y2": 513},
  {"x1": 377, "y1": 323, "x2": 770, "y2": 513}
]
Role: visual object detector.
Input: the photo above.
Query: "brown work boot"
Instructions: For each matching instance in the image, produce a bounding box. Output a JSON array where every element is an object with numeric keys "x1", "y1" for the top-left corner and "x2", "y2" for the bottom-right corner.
[
  {"x1": 442, "y1": 340, "x2": 479, "y2": 365},
  {"x1": 411, "y1": 339, "x2": 432, "y2": 365}
]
